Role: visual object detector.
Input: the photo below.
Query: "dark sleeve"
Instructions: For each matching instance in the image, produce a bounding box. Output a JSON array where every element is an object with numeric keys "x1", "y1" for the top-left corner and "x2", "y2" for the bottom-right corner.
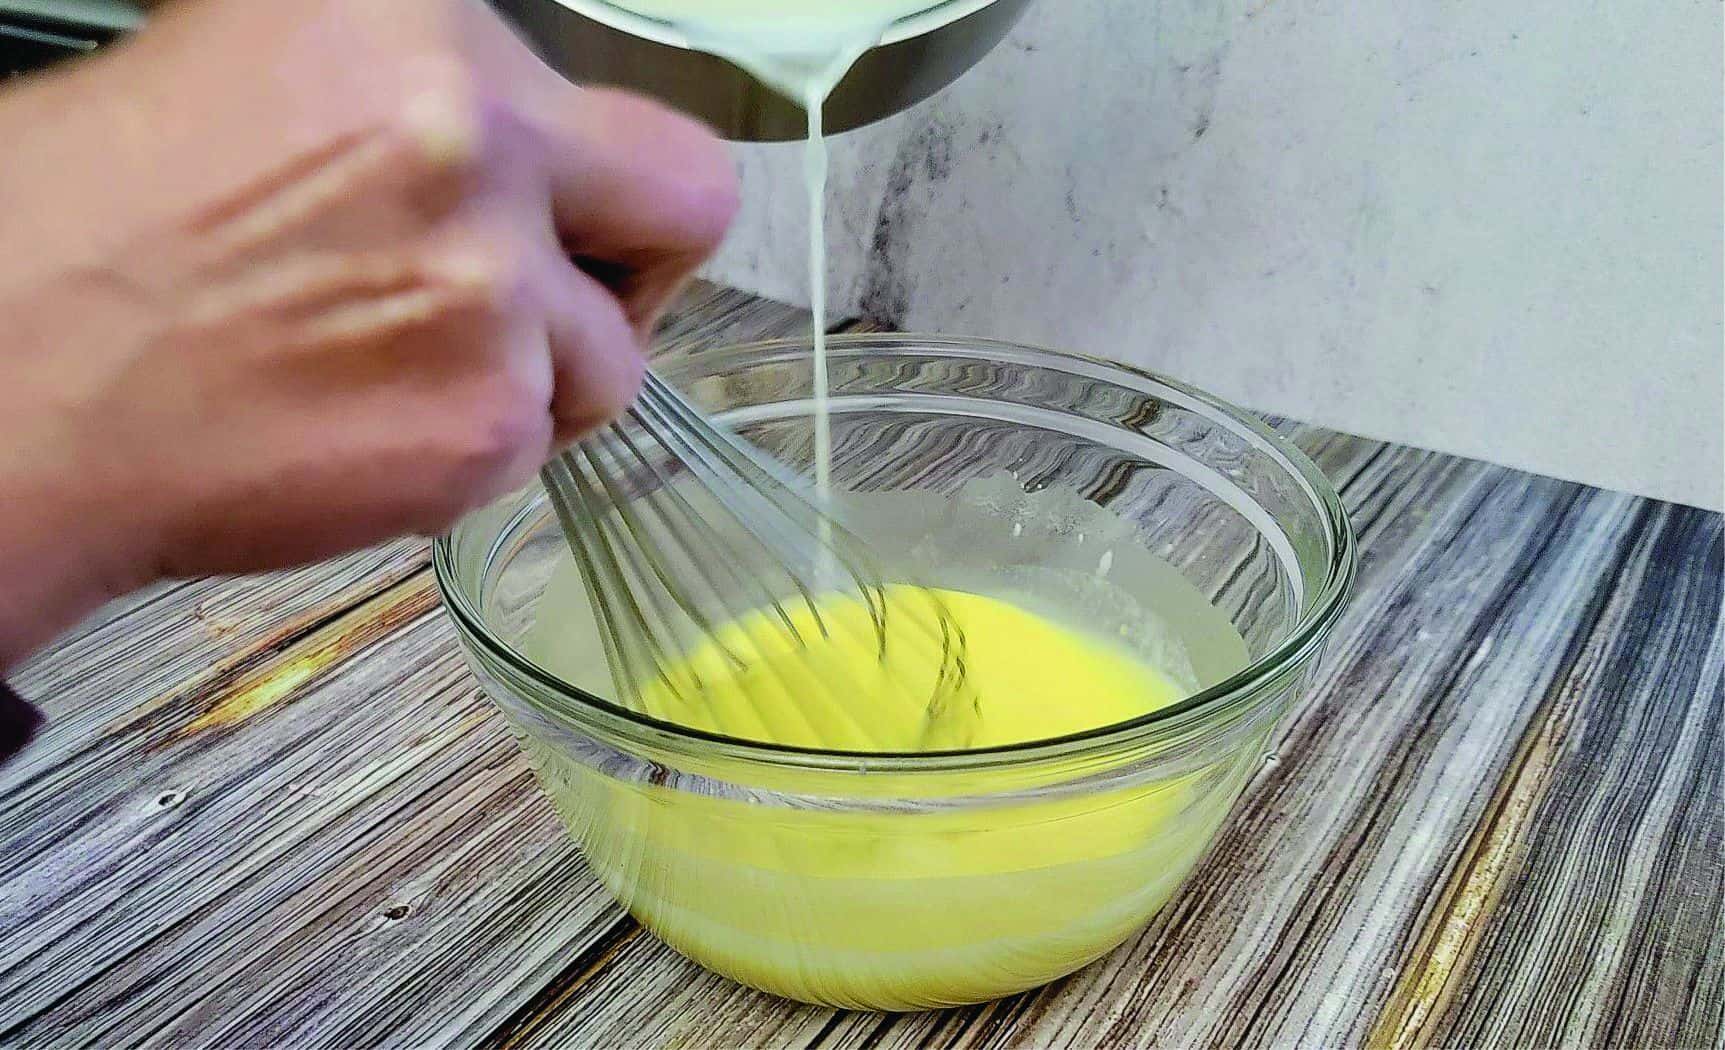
[{"x1": 1, "y1": 679, "x2": 41, "y2": 765}]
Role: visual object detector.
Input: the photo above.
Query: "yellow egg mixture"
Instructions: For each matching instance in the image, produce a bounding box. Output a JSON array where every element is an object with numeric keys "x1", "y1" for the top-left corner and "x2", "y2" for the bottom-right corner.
[
  {"x1": 520, "y1": 576, "x2": 1255, "y2": 1009},
  {"x1": 634, "y1": 586, "x2": 1185, "y2": 752}
]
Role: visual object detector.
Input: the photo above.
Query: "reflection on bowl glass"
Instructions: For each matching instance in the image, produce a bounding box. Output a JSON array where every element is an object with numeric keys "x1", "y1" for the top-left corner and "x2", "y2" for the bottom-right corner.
[{"x1": 435, "y1": 334, "x2": 1355, "y2": 1010}]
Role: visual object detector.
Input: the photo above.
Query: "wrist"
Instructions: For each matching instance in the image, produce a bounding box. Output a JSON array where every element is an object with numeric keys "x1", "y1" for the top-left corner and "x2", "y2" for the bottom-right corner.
[
  {"x1": 0, "y1": 436, "x2": 159, "y2": 671},
  {"x1": 0, "y1": 67, "x2": 174, "y2": 670}
]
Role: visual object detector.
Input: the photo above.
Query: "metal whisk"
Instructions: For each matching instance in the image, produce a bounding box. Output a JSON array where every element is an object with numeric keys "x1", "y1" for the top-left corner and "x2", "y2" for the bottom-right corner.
[{"x1": 540, "y1": 371, "x2": 976, "y2": 751}]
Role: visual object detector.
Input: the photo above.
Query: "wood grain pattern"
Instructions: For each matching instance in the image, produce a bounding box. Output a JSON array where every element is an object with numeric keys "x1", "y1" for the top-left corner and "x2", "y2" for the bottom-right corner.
[
  {"x1": 1, "y1": 282, "x2": 1719, "y2": 1049},
  {"x1": 1424, "y1": 504, "x2": 1724, "y2": 1049}
]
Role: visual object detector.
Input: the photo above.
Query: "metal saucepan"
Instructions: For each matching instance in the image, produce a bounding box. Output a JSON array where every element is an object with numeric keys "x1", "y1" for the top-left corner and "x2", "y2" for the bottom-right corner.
[
  {"x1": 489, "y1": 0, "x2": 1033, "y2": 141},
  {"x1": 10, "y1": 0, "x2": 1030, "y2": 141}
]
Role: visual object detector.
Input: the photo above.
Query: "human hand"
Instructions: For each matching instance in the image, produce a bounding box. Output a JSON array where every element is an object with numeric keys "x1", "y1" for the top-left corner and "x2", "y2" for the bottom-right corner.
[{"x1": 0, "y1": 0, "x2": 737, "y2": 665}]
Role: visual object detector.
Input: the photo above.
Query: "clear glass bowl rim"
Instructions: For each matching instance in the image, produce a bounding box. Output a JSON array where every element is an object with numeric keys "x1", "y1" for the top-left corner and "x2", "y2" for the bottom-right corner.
[{"x1": 433, "y1": 333, "x2": 1358, "y2": 773}]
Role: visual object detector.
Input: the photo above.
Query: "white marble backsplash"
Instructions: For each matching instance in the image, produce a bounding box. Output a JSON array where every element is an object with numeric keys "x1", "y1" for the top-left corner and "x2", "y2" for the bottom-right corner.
[{"x1": 702, "y1": 0, "x2": 1724, "y2": 511}]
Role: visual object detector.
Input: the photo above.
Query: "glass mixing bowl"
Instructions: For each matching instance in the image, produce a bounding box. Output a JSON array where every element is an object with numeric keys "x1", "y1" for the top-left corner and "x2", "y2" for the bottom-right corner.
[{"x1": 435, "y1": 334, "x2": 1356, "y2": 1011}]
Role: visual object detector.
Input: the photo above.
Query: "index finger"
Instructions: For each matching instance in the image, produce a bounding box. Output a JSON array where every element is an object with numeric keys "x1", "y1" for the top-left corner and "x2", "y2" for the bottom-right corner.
[
  {"x1": 465, "y1": 9, "x2": 739, "y2": 331},
  {"x1": 538, "y1": 87, "x2": 740, "y2": 334}
]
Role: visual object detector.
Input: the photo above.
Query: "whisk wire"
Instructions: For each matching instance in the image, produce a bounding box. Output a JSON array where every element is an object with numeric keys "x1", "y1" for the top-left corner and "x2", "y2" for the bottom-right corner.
[
  {"x1": 598, "y1": 413, "x2": 821, "y2": 649},
  {"x1": 631, "y1": 380, "x2": 856, "y2": 604},
  {"x1": 542, "y1": 455, "x2": 672, "y2": 696},
  {"x1": 577, "y1": 433, "x2": 750, "y2": 669},
  {"x1": 587, "y1": 410, "x2": 883, "y2": 737},
  {"x1": 541, "y1": 370, "x2": 974, "y2": 749},
  {"x1": 635, "y1": 378, "x2": 881, "y2": 609}
]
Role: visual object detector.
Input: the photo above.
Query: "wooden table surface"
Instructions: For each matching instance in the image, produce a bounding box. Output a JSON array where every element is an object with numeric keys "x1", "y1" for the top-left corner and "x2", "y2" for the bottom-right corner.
[{"x1": 2, "y1": 284, "x2": 1721, "y2": 1049}]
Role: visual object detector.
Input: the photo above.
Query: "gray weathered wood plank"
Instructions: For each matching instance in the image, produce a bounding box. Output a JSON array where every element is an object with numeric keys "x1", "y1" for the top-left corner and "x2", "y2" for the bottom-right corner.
[
  {"x1": 1417, "y1": 503, "x2": 1724, "y2": 1050},
  {"x1": 0, "y1": 538, "x2": 432, "y2": 858},
  {"x1": 1, "y1": 284, "x2": 1720, "y2": 1049}
]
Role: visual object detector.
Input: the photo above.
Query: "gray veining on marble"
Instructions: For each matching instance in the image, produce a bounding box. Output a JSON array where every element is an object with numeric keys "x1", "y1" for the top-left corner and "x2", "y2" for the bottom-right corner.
[{"x1": 702, "y1": 0, "x2": 1725, "y2": 510}]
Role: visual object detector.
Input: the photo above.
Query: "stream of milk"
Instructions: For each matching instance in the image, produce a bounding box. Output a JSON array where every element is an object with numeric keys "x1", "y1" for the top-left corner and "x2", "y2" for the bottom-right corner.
[{"x1": 584, "y1": 1, "x2": 956, "y2": 502}]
